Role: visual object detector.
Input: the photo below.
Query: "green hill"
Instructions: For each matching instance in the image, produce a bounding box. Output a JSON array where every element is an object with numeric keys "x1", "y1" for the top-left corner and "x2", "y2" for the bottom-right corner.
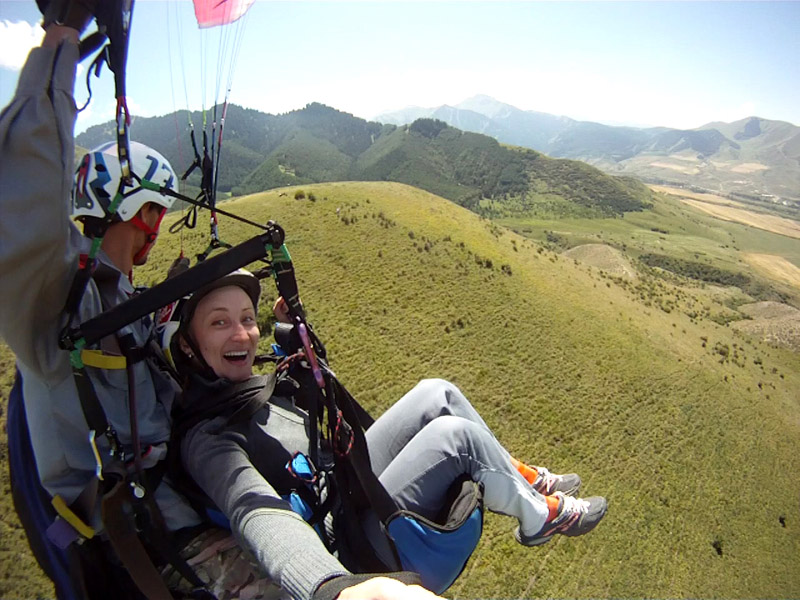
[
  {"x1": 3, "y1": 182, "x2": 798, "y2": 598},
  {"x1": 76, "y1": 105, "x2": 653, "y2": 218}
]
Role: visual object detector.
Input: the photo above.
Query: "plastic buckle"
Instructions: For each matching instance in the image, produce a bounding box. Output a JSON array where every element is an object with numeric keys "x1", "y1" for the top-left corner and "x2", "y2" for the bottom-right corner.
[{"x1": 286, "y1": 452, "x2": 318, "y2": 484}]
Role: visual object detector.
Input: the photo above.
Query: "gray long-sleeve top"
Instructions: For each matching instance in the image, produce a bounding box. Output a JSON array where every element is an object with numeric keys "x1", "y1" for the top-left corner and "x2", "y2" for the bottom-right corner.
[
  {"x1": 180, "y1": 386, "x2": 349, "y2": 600},
  {"x1": 0, "y1": 41, "x2": 198, "y2": 531}
]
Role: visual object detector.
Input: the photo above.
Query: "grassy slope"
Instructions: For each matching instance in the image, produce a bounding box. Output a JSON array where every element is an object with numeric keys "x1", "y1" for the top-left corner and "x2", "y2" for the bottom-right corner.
[
  {"x1": 498, "y1": 189, "x2": 800, "y2": 304},
  {"x1": 2, "y1": 181, "x2": 800, "y2": 598}
]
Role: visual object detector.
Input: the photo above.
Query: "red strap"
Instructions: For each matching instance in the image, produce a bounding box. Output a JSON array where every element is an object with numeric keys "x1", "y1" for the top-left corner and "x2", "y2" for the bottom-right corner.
[{"x1": 131, "y1": 208, "x2": 167, "y2": 265}]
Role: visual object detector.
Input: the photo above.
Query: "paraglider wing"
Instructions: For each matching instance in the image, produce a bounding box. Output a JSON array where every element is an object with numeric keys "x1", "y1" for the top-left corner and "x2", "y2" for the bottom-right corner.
[{"x1": 193, "y1": 0, "x2": 255, "y2": 28}]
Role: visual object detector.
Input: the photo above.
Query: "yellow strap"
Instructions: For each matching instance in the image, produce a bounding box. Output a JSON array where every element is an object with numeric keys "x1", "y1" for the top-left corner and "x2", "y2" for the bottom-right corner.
[
  {"x1": 51, "y1": 495, "x2": 96, "y2": 540},
  {"x1": 80, "y1": 349, "x2": 127, "y2": 370},
  {"x1": 89, "y1": 430, "x2": 104, "y2": 481}
]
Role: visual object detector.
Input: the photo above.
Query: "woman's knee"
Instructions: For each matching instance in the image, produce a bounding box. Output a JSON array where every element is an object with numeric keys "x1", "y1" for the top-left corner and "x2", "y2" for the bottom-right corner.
[
  {"x1": 421, "y1": 415, "x2": 483, "y2": 455},
  {"x1": 412, "y1": 378, "x2": 467, "y2": 409}
]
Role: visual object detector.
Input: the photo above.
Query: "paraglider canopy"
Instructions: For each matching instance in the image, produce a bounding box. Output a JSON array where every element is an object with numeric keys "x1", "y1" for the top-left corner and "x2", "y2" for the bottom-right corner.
[{"x1": 193, "y1": 0, "x2": 255, "y2": 28}]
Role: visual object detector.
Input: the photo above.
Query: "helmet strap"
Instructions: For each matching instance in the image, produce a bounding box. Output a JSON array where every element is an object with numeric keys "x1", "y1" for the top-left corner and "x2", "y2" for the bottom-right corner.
[
  {"x1": 81, "y1": 216, "x2": 114, "y2": 239},
  {"x1": 179, "y1": 331, "x2": 217, "y2": 380},
  {"x1": 131, "y1": 207, "x2": 167, "y2": 264}
]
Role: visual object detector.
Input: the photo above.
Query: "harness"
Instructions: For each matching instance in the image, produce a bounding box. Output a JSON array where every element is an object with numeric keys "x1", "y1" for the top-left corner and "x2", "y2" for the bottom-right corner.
[
  {"x1": 54, "y1": 263, "x2": 207, "y2": 600},
  {"x1": 50, "y1": 223, "x2": 300, "y2": 597},
  {"x1": 55, "y1": 211, "x2": 482, "y2": 595}
]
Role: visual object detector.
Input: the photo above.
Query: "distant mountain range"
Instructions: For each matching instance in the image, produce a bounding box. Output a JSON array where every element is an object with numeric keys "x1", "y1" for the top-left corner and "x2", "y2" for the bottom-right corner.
[
  {"x1": 376, "y1": 95, "x2": 800, "y2": 205},
  {"x1": 76, "y1": 103, "x2": 654, "y2": 217}
]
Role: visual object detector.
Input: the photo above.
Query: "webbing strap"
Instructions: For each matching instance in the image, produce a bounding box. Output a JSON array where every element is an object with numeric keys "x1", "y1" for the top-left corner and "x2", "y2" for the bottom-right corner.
[
  {"x1": 51, "y1": 495, "x2": 96, "y2": 540},
  {"x1": 310, "y1": 374, "x2": 400, "y2": 574},
  {"x1": 72, "y1": 364, "x2": 124, "y2": 470},
  {"x1": 80, "y1": 350, "x2": 127, "y2": 370},
  {"x1": 102, "y1": 479, "x2": 174, "y2": 600},
  {"x1": 328, "y1": 376, "x2": 397, "y2": 522},
  {"x1": 271, "y1": 244, "x2": 305, "y2": 321},
  {"x1": 63, "y1": 232, "x2": 275, "y2": 349}
]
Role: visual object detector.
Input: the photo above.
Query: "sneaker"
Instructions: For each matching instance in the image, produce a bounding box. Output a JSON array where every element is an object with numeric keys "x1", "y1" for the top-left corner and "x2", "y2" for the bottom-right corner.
[
  {"x1": 515, "y1": 492, "x2": 608, "y2": 547},
  {"x1": 532, "y1": 466, "x2": 581, "y2": 497}
]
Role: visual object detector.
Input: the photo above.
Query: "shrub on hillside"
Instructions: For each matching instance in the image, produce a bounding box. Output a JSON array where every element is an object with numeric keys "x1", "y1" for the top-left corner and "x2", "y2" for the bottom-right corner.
[
  {"x1": 639, "y1": 254, "x2": 750, "y2": 288},
  {"x1": 409, "y1": 118, "x2": 449, "y2": 139}
]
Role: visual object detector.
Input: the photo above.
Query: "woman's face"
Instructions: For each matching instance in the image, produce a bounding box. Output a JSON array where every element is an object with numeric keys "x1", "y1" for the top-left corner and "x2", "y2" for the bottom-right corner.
[{"x1": 183, "y1": 285, "x2": 259, "y2": 382}]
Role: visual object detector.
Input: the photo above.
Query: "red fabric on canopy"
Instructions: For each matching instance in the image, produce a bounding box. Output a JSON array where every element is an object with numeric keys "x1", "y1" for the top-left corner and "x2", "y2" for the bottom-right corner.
[{"x1": 193, "y1": 0, "x2": 255, "y2": 28}]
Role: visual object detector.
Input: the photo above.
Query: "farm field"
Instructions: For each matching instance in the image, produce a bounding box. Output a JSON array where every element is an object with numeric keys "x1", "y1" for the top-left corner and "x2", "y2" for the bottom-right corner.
[
  {"x1": 649, "y1": 185, "x2": 750, "y2": 207},
  {"x1": 650, "y1": 185, "x2": 800, "y2": 239}
]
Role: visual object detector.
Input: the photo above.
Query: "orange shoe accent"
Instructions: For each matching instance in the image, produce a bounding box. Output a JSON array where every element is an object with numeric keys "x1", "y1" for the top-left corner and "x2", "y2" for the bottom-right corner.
[
  {"x1": 511, "y1": 457, "x2": 539, "y2": 485},
  {"x1": 545, "y1": 495, "x2": 560, "y2": 522}
]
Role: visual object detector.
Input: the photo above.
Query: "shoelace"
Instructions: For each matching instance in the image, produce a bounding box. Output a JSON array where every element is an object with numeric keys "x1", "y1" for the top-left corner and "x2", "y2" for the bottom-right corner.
[
  {"x1": 541, "y1": 493, "x2": 590, "y2": 536},
  {"x1": 534, "y1": 466, "x2": 561, "y2": 495}
]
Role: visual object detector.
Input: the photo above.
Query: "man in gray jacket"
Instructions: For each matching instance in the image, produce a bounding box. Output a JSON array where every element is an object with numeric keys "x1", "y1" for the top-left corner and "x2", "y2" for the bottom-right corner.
[
  {"x1": 0, "y1": 17, "x2": 443, "y2": 600},
  {"x1": 0, "y1": 14, "x2": 201, "y2": 579}
]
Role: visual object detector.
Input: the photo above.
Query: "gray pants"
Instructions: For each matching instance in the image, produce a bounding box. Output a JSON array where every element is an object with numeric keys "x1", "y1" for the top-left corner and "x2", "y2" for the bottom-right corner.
[{"x1": 365, "y1": 379, "x2": 549, "y2": 538}]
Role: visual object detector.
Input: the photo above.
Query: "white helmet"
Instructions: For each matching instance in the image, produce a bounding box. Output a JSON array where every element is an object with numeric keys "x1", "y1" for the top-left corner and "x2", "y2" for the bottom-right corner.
[{"x1": 72, "y1": 141, "x2": 177, "y2": 222}]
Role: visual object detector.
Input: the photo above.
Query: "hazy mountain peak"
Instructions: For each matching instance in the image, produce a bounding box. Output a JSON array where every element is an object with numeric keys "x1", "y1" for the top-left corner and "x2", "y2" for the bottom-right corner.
[{"x1": 455, "y1": 94, "x2": 519, "y2": 119}]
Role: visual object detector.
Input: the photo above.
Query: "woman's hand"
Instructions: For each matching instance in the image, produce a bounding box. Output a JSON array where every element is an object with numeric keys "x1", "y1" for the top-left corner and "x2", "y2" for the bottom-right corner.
[{"x1": 337, "y1": 577, "x2": 444, "y2": 600}]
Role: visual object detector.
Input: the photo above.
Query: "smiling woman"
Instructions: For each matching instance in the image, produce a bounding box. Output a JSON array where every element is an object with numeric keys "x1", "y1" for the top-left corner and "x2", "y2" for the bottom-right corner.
[
  {"x1": 171, "y1": 268, "x2": 262, "y2": 382},
  {"x1": 158, "y1": 265, "x2": 606, "y2": 599},
  {"x1": 182, "y1": 285, "x2": 260, "y2": 381}
]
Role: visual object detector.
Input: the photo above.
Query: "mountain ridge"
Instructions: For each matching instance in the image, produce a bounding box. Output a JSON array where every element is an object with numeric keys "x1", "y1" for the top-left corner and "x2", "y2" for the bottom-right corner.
[
  {"x1": 76, "y1": 102, "x2": 654, "y2": 218},
  {"x1": 377, "y1": 95, "x2": 800, "y2": 205}
]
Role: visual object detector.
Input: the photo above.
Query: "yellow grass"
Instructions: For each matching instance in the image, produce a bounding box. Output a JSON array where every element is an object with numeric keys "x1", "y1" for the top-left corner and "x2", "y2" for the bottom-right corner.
[
  {"x1": 680, "y1": 199, "x2": 800, "y2": 239},
  {"x1": 651, "y1": 185, "x2": 800, "y2": 239},
  {"x1": 3, "y1": 182, "x2": 800, "y2": 598},
  {"x1": 729, "y1": 162, "x2": 770, "y2": 174},
  {"x1": 562, "y1": 244, "x2": 638, "y2": 279},
  {"x1": 649, "y1": 185, "x2": 745, "y2": 207},
  {"x1": 744, "y1": 253, "x2": 800, "y2": 289},
  {"x1": 647, "y1": 162, "x2": 699, "y2": 174}
]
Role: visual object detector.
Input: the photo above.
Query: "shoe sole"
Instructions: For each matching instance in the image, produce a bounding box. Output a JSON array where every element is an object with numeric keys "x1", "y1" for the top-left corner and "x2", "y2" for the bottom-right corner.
[
  {"x1": 515, "y1": 496, "x2": 607, "y2": 547},
  {"x1": 515, "y1": 527, "x2": 554, "y2": 547}
]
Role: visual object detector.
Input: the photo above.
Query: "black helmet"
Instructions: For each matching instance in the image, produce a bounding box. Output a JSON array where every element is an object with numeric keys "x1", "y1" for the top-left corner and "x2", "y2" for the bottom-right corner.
[{"x1": 180, "y1": 268, "x2": 261, "y2": 325}]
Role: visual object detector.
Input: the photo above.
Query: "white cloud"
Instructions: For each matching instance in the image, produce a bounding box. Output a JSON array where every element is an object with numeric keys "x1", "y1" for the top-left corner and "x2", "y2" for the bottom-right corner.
[
  {"x1": 0, "y1": 20, "x2": 43, "y2": 71},
  {"x1": 75, "y1": 97, "x2": 117, "y2": 134}
]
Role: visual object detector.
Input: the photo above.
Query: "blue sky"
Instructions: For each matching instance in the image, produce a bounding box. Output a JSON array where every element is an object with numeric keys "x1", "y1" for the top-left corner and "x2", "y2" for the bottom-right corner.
[{"x1": 1, "y1": 1, "x2": 799, "y2": 134}]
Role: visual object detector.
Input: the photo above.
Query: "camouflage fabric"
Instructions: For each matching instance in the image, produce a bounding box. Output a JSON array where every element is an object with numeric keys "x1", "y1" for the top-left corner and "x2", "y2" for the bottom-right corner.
[{"x1": 162, "y1": 527, "x2": 289, "y2": 600}]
